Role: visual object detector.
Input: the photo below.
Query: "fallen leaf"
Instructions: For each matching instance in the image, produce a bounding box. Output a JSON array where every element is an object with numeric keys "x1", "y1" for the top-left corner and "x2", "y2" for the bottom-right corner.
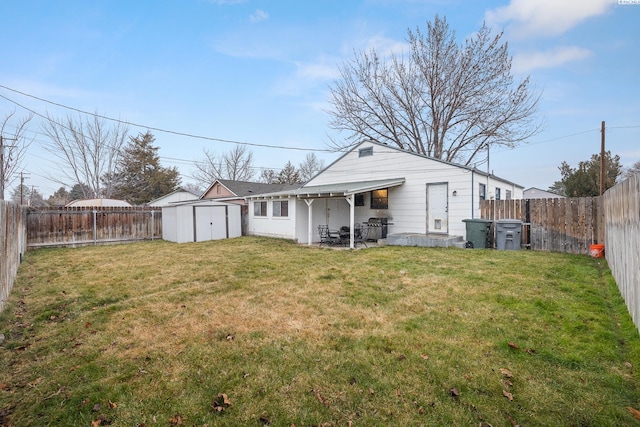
[
  {"x1": 508, "y1": 342, "x2": 519, "y2": 350},
  {"x1": 418, "y1": 406, "x2": 424, "y2": 414},
  {"x1": 503, "y1": 390, "x2": 514, "y2": 401},
  {"x1": 500, "y1": 368, "x2": 513, "y2": 378},
  {"x1": 259, "y1": 416, "x2": 271, "y2": 425},
  {"x1": 85, "y1": 322, "x2": 92, "y2": 329},
  {"x1": 369, "y1": 388, "x2": 375, "y2": 395},
  {"x1": 504, "y1": 379, "x2": 513, "y2": 386},
  {"x1": 628, "y1": 406, "x2": 640, "y2": 420},
  {"x1": 92, "y1": 403, "x2": 102, "y2": 412},
  {"x1": 421, "y1": 354, "x2": 429, "y2": 360},
  {"x1": 396, "y1": 353, "x2": 406, "y2": 360},
  {"x1": 450, "y1": 388, "x2": 459, "y2": 398},
  {"x1": 91, "y1": 420, "x2": 101, "y2": 427},
  {"x1": 464, "y1": 374, "x2": 472, "y2": 381},
  {"x1": 108, "y1": 400, "x2": 117, "y2": 409},
  {"x1": 625, "y1": 362, "x2": 633, "y2": 369},
  {"x1": 226, "y1": 334, "x2": 234, "y2": 341},
  {"x1": 212, "y1": 393, "x2": 233, "y2": 412},
  {"x1": 0, "y1": 382, "x2": 8, "y2": 390},
  {"x1": 169, "y1": 414, "x2": 183, "y2": 425}
]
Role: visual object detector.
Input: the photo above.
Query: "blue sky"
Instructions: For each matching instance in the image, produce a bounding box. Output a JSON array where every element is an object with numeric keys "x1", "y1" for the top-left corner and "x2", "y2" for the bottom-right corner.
[{"x1": 1, "y1": 0, "x2": 638, "y2": 198}]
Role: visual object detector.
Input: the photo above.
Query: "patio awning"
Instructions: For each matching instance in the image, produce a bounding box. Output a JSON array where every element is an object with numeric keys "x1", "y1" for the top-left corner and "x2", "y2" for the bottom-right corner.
[{"x1": 294, "y1": 178, "x2": 405, "y2": 199}]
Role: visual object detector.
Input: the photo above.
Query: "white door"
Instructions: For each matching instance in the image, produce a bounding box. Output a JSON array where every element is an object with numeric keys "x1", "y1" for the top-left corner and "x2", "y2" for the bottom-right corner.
[
  {"x1": 426, "y1": 183, "x2": 448, "y2": 234},
  {"x1": 195, "y1": 206, "x2": 228, "y2": 242}
]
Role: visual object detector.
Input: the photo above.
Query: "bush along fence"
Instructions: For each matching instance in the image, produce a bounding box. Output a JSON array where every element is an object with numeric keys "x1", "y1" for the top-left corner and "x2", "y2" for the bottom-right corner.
[
  {"x1": 604, "y1": 174, "x2": 640, "y2": 330},
  {"x1": 0, "y1": 201, "x2": 27, "y2": 312},
  {"x1": 480, "y1": 196, "x2": 604, "y2": 254},
  {"x1": 26, "y1": 206, "x2": 162, "y2": 250}
]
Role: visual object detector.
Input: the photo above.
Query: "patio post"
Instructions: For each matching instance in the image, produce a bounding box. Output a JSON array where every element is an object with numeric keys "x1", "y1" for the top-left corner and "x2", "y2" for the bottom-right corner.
[
  {"x1": 304, "y1": 199, "x2": 314, "y2": 245},
  {"x1": 346, "y1": 194, "x2": 355, "y2": 249}
]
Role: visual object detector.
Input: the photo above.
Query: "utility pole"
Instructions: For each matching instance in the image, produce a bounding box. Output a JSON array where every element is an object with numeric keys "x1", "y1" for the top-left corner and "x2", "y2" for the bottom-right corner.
[{"x1": 600, "y1": 121, "x2": 606, "y2": 196}]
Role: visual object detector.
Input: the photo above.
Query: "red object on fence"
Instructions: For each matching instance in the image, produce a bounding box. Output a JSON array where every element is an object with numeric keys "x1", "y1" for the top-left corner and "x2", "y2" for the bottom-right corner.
[{"x1": 589, "y1": 244, "x2": 605, "y2": 258}]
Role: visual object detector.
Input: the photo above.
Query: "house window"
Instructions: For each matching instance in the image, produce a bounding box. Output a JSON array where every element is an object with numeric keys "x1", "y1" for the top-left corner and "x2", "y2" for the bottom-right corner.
[
  {"x1": 359, "y1": 147, "x2": 373, "y2": 157},
  {"x1": 479, "y1": 183, "x2": 486, "y2": 201},
  {"x1": 505, "y1": 190, "x2": 512, "y2": 200},
  {"x1": 355, "y1": 193, "x2": 365, "y2": 206},
  {"x1": 495, "y1": 188, "x2": 501, "y2": 200},
  {"x1": 371, "y1": 188, "x2": 388, "y2": 209},
  {"x1": 254, "y1": 201, "x2": 267, "y2": 217},
  {"x1": 273, "y1": 200, "x2": 289, "y2": 217}
]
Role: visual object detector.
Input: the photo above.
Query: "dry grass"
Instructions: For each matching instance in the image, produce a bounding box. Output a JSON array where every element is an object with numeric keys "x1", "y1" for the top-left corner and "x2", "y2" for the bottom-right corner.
[{"x1": 1, "y1": 237, "x2": 640, "y2": 426}]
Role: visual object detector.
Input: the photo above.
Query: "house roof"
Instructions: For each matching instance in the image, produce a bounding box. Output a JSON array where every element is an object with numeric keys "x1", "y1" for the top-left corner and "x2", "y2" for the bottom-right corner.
[
  {"x1": 147, "y1": 187, "x2": 201, "y2": 205},
  {"x1": 318, "y1": 140, "x2": 524, "y2": 190},
  {"x1": 202, "y1": 179, "x2": 303, "y2": 199},
  {"x1": 246, "y1": 178, "x2": 406, "y2": 200}
]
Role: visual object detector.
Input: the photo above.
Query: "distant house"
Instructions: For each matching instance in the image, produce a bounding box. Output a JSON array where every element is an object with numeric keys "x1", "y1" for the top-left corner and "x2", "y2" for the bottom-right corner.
[
  {"x1": 245, "y1": 140, "x2": 524, "y2": 248},
  {"x1": 201, "y1": 179, "x2": 302, "y2": 205},
  {"x1": 523, "y1": 187, "x2": 564, "y2": 199},
  {"x1": 66, "y1": 198, "x2": 132, "y2": 207},
  {"x1": 147, "y1": 187, "x2": 201, "y2": 207}
]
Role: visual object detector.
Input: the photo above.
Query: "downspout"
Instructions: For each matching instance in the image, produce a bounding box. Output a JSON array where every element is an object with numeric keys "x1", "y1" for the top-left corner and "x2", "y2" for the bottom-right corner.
[{"x1": 471, "y1": 170, "x2": 475, "y2": 219}]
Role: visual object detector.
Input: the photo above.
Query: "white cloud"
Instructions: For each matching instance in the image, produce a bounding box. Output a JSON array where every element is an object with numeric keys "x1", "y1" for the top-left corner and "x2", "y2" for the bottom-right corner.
[
  {"x1": 486, "y1": 0, "x2": 614, "y2": 38},
  {"x1": 249, "y1": 9, "x2": 269, "y2": 24},
  {"x1": 512, "y1": 46, "x2": 593, "y2": 73}
]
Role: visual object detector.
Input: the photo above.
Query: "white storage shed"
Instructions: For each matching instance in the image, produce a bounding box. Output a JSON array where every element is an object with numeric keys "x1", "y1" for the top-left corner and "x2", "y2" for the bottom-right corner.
[{"x1": 162, "y1": 200, "x2": 242, "y2": 243}]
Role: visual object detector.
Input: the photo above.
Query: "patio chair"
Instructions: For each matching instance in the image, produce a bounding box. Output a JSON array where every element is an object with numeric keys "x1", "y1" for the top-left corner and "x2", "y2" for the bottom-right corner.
[
  {"x1": 354, "y1": 224, "x2": 369, "y2": 248},
  {"x1": 318, "y1": 225, "x2": 331, "y2": 246}
]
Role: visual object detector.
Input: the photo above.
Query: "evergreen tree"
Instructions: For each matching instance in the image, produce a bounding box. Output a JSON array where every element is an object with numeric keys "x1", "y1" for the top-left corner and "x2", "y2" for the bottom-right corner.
[
  {"x1": 549, "y1": 151, "x2": 622, "y2": 197},
  {"x1": 276, "y1": 161, "x2": 302, "y2": 184},
  {"x1": 110, "y1": 132, "x2": 181, "y2": 205},
  {"x1": 47, "y1": 187, "x2": 71, "y2": 206}
]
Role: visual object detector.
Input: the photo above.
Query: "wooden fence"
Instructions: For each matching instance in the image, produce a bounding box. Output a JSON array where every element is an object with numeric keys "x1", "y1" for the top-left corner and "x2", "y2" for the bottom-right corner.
[
  {"x1": 480, "y1": 196, "x2": 604, "y2": 254},
  {"x1": 604, "y1": 174, "x2": 640, "y2": 329},
  {"x1": 26, "y1": 206, "x2": 162, "y2": 249},
  {"x1": 0, "y1": 201, "x2": 27, "y2": 312}
]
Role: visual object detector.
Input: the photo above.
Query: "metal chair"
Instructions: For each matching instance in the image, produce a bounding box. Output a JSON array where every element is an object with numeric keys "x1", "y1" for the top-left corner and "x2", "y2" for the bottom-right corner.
[
  {"x1": 354, "y1": 224, "x2": 369, "y2": 248},
  {"x1": 318, "y1": 225, "x2": 331, "y2": 246}
]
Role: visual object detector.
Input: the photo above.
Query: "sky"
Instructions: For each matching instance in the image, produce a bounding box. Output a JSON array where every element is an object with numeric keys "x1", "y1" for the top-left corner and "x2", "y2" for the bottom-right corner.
[{"x1": 0, "y1": 0, "x2": 639, "y2": 198}]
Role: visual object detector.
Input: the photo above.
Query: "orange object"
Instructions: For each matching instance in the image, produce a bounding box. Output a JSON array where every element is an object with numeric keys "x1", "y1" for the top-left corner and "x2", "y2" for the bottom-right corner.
[{"x1": 589, "y1": 244, "x2": 605, "y2": 258}]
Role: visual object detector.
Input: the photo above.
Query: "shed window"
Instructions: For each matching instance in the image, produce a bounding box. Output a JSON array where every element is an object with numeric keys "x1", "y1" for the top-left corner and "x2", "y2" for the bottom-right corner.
[
  {"x1": 359, "y1": 147, "x2": 373, "y2": 157},
  {"x1": 371, "y1": 189, "x2": 388, "y2": 209},
  {"x1": 495, "y1": 188, "x2": 501, "y2": 200},
  {"x1": 479, "y1": 183, "x2": 486, "y2": 201},
  {"x1": 254, "y1": 201, "x2": 267, "y2": 217},
  {"x1": 505, "y1": 190, "x2": 512, "y2": 200},
  {"x1": 273, "y1": 200, "x2": 289, "y2": 217}
]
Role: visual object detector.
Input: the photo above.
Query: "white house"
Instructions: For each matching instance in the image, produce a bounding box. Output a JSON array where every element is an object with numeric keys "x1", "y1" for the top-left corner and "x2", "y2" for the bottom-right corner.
[
  {"x1": 246, "y1": 141, "x2": 524, "y2": 248},
  {"x1": 147, "y1": 187, "x2": 201, "y2": 207}
]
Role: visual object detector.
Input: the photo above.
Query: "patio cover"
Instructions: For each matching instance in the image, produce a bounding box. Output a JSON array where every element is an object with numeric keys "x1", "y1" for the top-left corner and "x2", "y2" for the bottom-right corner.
[
  {"x1": 297, "y1": 178, "x2": 405, "y2": 248},
  {"x1": 294, "y1": 177, "x2": 406, "y2": 199}
]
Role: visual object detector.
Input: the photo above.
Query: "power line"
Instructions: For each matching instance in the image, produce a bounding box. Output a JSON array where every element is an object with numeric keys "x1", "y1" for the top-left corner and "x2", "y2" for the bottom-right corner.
[{"x1": 0, "y1": 84, "x2": 335, "y2": 153}]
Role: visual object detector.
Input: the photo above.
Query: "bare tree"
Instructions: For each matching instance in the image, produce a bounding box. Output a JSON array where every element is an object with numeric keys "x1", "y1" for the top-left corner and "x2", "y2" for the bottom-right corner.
[
  {"x1": 258, "y1": 168, "x2": 278, "y2": 184},
  {"x1": 192, "y1": 145, "x2": 255, "y2": 186},
  {"x1": 1, "y1": 111, "x2": 34, "y2": 200},
  {"x1": 298, "y1": 153, "x2": 325, "y2": 182},
  {"x1": 327, "y1": 15, "x2": 542, "y2": 166},
  {"x1": 624, "y1": 160, "x2": 640, "y2": 179},
  {"x1": 42, "y1": 113, "x2": 129, "y2": 199}
]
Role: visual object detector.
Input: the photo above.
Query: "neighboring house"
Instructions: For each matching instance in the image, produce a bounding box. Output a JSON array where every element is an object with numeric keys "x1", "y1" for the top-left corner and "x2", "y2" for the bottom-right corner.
[
  {"x1": 66, "y1": 198, "x2": 132, "y2": 207},
  {"x1": 246, "y1": 141, "x2": 524, "y2": 248},
  {"x1": 201, "y1": 179, "x2": 301, "y2": 205},
  {"x1": 523, "y1": 187, "x2": 565, "y2": 199},
  {"x1": 147, "y1": 187, "x2": 201, "y2": 207}
]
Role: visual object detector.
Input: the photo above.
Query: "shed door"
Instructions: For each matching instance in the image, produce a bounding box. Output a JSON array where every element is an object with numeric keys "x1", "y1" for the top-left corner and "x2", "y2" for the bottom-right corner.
[
  {"x1": 194, "y1": 206, "x2": 228, "y2": 242},
  {"x1": 426, "y1": 183, "x2": 448, "y2": 234}
]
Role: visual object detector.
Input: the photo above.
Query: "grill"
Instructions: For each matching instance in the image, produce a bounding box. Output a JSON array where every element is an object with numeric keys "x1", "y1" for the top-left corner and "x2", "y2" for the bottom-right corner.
[{"x1": 366, "y1": 217, "x2": 390, "y2": 239}]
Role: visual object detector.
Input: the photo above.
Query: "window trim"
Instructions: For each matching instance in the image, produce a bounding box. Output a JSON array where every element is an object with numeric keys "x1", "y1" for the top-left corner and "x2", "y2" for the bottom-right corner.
[
  {"x1": 479, "y1": 183, "x2": 486, "y2": 201},
  {"x1": 272, "y1": 200, "x2": 289, "y2": 217},
  {"x1": 254, "y1": 201, "x2": 267, "y2": 217}
]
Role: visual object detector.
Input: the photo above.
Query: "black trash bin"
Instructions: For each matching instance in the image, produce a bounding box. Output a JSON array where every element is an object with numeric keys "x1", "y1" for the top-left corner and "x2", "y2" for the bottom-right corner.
[
  {"x1": 495, "y1": 219, "x2": 523, "y2": 250},
  {"x1": 462, "y1": 218, "x2": 493, "y2": 249}
]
